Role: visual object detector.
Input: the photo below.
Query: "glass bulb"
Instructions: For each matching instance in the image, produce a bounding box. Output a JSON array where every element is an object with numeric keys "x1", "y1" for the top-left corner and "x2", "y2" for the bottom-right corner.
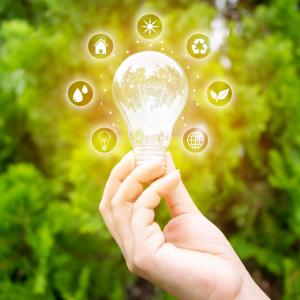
[{"x1": 113, "y1": 51, "x2": 188, "y2": 166}]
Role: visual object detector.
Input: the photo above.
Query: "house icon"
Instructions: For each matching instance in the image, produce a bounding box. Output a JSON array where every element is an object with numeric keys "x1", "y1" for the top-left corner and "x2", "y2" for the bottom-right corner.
[{"x1": 94, "y1": 39, "x2": 108, "y2": 55}]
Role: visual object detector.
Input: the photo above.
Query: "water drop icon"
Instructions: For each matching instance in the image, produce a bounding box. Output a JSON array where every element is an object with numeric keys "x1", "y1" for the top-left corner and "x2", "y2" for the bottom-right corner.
[
  {"x1": 82, "y1": 85, "x2": 88, "y2": 94},
  {"x1": 73, "y1": 88, "x2": 83, "y2": 103},
  {"x1": 68, "y1": 81, "x2": 93, "y2": 106}
]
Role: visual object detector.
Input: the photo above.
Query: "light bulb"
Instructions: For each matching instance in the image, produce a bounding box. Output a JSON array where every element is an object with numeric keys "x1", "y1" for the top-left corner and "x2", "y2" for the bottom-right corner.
[
  {"x1": 99, "y1": 130, "x2": 110, "y2": 151},
  {"x1": 113, "y1": 51, "x2": 188, "y2": 166}
]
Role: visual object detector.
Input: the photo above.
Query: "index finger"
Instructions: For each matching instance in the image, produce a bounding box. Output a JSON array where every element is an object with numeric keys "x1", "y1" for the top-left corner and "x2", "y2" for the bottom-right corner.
[{"x1": 100, "y1": 152, "x2": 135, "y2": 210}]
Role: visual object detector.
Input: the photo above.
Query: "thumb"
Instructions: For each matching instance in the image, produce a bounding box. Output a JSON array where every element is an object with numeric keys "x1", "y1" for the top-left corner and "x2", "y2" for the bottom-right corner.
[{"x1": 165, "y1": 152, "x2": 199, "y2": 217}]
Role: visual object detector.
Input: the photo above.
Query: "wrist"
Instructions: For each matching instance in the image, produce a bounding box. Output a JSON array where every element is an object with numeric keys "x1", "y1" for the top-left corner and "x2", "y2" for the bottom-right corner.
[{"x1": 235, "y1": 271, "x2": 270, "y2": 300}]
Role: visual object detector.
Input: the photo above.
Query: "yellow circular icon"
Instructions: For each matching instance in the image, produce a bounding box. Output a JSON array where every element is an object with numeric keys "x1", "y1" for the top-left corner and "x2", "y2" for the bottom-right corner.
[
  {"x1": 187, "y1": 34, "x2": 211, "y2": 59},
  {"x1": 137, "y1": 14, "x2": 162, "y2": 39},
  {"x1": 92, "y1": 128, "x2": 117, "y2": 153},
  {"x1": 207, "y1": 81, "x2": 232, "y2": 106},
  {"x1": 67, "y1": 81, "x2": 93, "y2": 106},
  {"x1": 88, "y1": 33, "x2": 113, "y2": 59},
  {"x1": 183, "y1": 128, "x2": 208, "y2": 152}
]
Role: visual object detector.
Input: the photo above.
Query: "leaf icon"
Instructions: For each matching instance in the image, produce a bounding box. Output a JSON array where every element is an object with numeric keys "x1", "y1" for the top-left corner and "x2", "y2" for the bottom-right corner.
[
  {"x1": 82, "y1": 85, "x2": 88, "y2": 94},
  {"x1": 210, "y1": 89, "x2": 218, "y2": 100},
  {"x1": 217, "y1": 88, "x2": 229, "y2": 100}
]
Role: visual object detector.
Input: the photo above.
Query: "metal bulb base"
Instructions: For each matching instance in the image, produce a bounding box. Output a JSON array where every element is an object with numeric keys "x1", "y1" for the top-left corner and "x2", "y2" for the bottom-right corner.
[{"x1": 133, "y1": 145, "x2": 167, "y2": 169}]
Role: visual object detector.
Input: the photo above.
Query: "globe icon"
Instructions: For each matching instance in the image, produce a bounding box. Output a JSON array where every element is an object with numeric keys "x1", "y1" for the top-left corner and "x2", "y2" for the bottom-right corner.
[
  {"x1": 183, "y1": 128, "x2": 208, "y2": 152},
  {"x1": 187, "y1": 131, "x2": 204, "y2": 149}
]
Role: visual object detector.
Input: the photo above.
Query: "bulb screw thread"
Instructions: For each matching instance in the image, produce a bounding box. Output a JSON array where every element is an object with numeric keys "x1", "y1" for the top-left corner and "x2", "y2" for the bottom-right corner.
[{"x1": 133, "y1": 145, "x2": 167, "y2": 169}]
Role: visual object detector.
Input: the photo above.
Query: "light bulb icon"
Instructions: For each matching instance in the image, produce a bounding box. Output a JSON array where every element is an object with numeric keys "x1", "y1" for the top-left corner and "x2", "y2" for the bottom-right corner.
[
  {"x1": 99, "y1": 130, "x2": 110, "y2": 151},
  {"x1": 92, "y1": 128, "x2": 117, "y2": 153},
  {"x1": 113, "y1": 51, "x2": 188, "y2": 166}
]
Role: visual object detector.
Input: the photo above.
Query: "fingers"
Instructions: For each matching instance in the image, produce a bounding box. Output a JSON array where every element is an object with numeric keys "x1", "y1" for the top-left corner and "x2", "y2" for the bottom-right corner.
[
  {"x1": 99, "y1": 152, "x2": 135, "y2": 246},
  {"x1": 109, "y1": 158, "x2": 165, "y2": 255},
  {"x1": 131, "y1": 170, "x2": 181, "y2": 255},
  {"x1": 99, "y1": 152, "x2": 200, "y2": 279},
  {"x1": 139, "y1": 169, "x2": 180, "y2": 208},
  {"x1": 108, "y1": 158, "x2": 162, "y2": 241},
  {"x1": 164, "y1": 153, "x2": 199, "y2": 217},
  {"x1": 111, "y1": 158, "x2": 164, "y2": 206},
  {"x1": 100, "y1": 152, "x2": 135, "y2": 210},
  {"x1": 134, "y1": 170, "x2": 181, "y2": 226}
]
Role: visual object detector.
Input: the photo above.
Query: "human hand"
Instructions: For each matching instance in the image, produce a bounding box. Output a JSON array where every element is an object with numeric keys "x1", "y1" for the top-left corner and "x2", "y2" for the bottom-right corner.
[{"x1": 99, "y1": 152, "x2": 269, "y2": 300}]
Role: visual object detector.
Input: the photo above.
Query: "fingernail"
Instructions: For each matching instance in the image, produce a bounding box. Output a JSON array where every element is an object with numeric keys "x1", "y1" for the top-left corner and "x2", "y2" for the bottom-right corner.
[
  {"x1": 123, "y1": 151, "x2": 133, "y2": 159},
  {"x1": 168, "y1": 169, "x2": 180, "y2": 178}
]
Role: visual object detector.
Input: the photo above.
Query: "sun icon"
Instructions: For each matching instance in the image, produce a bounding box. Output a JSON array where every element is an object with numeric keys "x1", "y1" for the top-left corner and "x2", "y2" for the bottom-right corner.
[
  {"x1": 137, "y1": 14, "x2": 162, "y2": 39},
  {"x1": 142, "y1": 18, "x2": 158, "y2": 35}
]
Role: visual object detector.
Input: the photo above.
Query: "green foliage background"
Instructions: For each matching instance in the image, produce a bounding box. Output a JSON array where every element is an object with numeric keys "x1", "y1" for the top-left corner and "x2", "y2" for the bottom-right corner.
[{"x1": 0, "y1": 0, "x2": 299, "y2": 299}]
